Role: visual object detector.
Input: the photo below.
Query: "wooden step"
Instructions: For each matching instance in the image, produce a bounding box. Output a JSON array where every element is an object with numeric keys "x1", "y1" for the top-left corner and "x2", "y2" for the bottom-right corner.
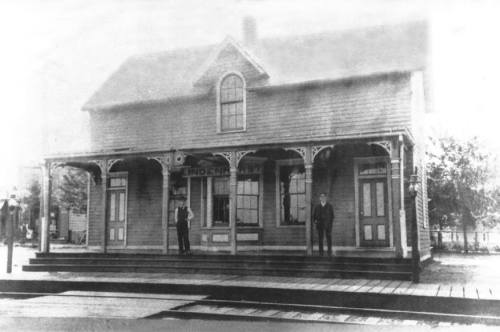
[
  {"x1": 28, "y1": 258, "x2": 411, "y2": 272},
  {"x1": 34, "y1": 252, "x2": 411, "y2": 264},
  {"x1": 22, "y1": 263, "x2": 412, "y2": 280}
]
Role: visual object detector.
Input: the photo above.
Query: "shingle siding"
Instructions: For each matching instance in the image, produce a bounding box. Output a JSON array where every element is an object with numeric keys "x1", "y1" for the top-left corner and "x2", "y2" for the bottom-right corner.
[{"x1": 89, "y1": 74, "x2": 412, "y2": 152}]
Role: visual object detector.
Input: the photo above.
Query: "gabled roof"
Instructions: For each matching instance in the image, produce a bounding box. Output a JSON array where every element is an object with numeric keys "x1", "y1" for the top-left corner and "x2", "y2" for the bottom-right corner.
[
  {"x1": 83, "y1": 20, "x2": 428, "y2": 111},
  {"x1": 193, "y1": 37, "x2": 268, "y2": 86}
]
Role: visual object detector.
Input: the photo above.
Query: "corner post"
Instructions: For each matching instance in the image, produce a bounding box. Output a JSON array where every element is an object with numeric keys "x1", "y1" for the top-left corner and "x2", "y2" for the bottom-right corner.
[
  {"x1": 304, "y1": 145, "x2": 313, "y2": 256},
  {"x1": 40, "y1": 162, "x2": 52, "y2": 253},
  {"x1": 391, "y1": 136, "x2": 407, "y2": 258},
  {"x1": 229, "y1": 151, "x2": 238, "y2": 255},
  {"x1": 162, "y1": 167, "x2": 170, "y2": 254},
  {"x1": 409, "y1": 169, "x2": 421, "y2": 283},
  {"x1": 101, "y1": 161, "x2": 108, "y2": 254}
]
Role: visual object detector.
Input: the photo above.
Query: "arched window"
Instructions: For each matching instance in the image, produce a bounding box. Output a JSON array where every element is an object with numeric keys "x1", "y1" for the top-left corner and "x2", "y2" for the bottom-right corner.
[{"x1": 219, "y1": 74, "x2": 245, "y2": 132}]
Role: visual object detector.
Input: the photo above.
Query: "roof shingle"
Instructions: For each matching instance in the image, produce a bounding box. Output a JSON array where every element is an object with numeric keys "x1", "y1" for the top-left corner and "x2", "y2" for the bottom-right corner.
[{"x1": 83, "y1": 20, "x2": 428, "y2": 111}]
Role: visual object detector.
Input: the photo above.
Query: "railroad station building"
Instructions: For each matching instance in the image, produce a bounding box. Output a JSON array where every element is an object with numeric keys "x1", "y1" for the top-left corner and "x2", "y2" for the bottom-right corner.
[{"x1": 41, "y1": 20, "x2": 431, "y2": 260}]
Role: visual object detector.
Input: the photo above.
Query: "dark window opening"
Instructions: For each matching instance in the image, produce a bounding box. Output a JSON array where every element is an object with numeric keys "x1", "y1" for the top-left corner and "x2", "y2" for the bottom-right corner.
[{"x1": 280, "y1": 164, "x2": 306, "y2": 225}]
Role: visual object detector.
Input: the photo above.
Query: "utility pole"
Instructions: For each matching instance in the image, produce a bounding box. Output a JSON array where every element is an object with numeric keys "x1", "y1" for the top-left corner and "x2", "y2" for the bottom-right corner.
[{"x1": 6, "y1": 194, "x2": 19, "y2": 273}]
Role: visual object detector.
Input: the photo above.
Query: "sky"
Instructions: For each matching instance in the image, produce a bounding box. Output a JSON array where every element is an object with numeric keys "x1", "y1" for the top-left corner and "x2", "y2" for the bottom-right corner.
[{"x1": 1, "y1": 0, "x2": 500, "y2": 194}]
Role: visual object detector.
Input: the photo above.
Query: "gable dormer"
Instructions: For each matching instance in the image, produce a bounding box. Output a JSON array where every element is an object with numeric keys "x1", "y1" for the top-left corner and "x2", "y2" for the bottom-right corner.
[{"x1": 193, "y1": 37, "x2": 269, "y2": 88}]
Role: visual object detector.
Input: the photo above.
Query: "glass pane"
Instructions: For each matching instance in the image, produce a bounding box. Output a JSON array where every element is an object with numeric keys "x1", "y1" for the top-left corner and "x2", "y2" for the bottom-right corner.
[
  {"x1": 364, "y1": 225, "x2": 373, "y2": 240},
  {"x1": 118, "y1": 227, "x2": 124, "y2": 240},
  {"x1": 237, "y1": 181, "x2": 244, "y2": 194},
  {"x1": 377, "y1": 225, "x2": 386, "y2": 240},
  {"x1": 109, "y1": 193, "x2": 116, "y2": 221},
  {"x1": 250, "y1": 210, "x2": 258, "y2": 223},
  {"x1": 359, "y1": 162, "x2": 387, "y2": 176},
  {"x1": 237, "y1": 195, "x2": 243, "y2": 208},
  {"x1": 222, "y1": 116, "x2": 229, "y2": 130},
  {"x1": 298, "y1": 194, "x2": 305, "y2": 209},
  {"x1": 290, "y1": 195, "x2": 298, "y2": 212},
  {"x1": 251, "y1": 181, "x2": 258, "y2": 194},
  {"x1": 297, "y1": 176, "x2": 305, "y2": 193},
  {"x1": 119, "y1": 192, "x2": 125, "y2": 221},
  {"x1": 250, "y1": 196, "x2": 258, "y2": 209},
  {"x1": 109, "y1": 228, "x2": 115, "y2": 241},
  {"x1": 229, "y1": 115, "x2": 236, "y2": 129},
  {"x1": 376, "y1": 182, "x2": 385, "y2": 217},
  {"x1": 362, "y1": 183, "x2": 371, "y2": 217},
  {"x1": 289, "y1": 178, "x2": 297, "y2": 193}
]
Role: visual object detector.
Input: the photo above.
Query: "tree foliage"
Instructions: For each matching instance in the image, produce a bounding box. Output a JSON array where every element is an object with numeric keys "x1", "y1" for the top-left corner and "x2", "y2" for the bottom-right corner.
[
  {"x1": 52, "y1": 167, "x2": 88, "y2": 213},
  {"x1": 427, "y1": 136, "x2": 499, "y2": 233}
]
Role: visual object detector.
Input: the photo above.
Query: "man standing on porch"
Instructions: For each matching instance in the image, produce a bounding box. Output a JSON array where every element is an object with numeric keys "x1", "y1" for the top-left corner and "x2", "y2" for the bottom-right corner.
[
  {"x1": 174, "y1": 197, "x2": 194, "y2": 255},
  {"x1": 313, "y1": 193, "x2": 335, "y2": 256}
]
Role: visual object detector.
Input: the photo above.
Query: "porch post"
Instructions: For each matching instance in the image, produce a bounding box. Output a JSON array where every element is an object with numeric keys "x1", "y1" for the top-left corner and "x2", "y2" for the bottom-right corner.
[
  {"x1": 101, "y1": 161, "x2": 108, "y2": 254},
  {"x1": 391, "y1": 136, "x2": 408, "y2": 258},
  {"x1": 40, "y1": 162, "x2": 51, "y2": 253},
  {"x1": 229, "y1": 151, "x2": 237, "y2": 255},
  {"x1": 305, "y1": 146, "x2": 313, "y2": 256},
  {"x1": 162, "y1": 167, "x2": 170, "y2": 254}
]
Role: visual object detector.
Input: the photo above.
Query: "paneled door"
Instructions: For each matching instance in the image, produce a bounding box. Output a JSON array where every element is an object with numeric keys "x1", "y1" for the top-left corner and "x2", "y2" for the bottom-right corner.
[
  {"x1": 107, "y1": 189, "x2": 126, "y2": 246},
  {"x1": 359, "y1": 179, "x2": 389, "y2": 247}
]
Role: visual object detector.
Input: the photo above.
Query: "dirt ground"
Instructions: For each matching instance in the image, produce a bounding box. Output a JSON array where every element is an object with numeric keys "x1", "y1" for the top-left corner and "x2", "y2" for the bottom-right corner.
[{"x1": 420, "y1": 252, "x2": 500, "y2": 285}]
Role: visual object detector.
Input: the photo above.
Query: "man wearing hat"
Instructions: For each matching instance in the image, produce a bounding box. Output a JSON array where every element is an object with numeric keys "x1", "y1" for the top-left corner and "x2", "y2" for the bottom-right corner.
[
  {"x1": 175, "y1": 197, "x2": 194, "y2": 255},
  {"x1": 313, "y1": 193, "x2": 335, "y2": 256}
]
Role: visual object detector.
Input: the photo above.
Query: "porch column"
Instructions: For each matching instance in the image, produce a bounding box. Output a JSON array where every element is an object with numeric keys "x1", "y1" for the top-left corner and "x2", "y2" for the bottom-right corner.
[
  {"x1": 101, "y1": 161, "x2": 108, "y2": 254},
  {"x1": 207, "y1": 177, "x2": 213, "y2": 227},
  {"x1": 304, "y1": 146, "x2": 313, "y2": 256},
  {"x1": 229, "y1": 151, "x2": 237, "y2": 255},
  {"x1": 391, "y1": 136, "x2": 408, "y2": 258},
  {"x1": 162, "y1": 167, "x2": 170, "y2": 254},
  {"x1": 40, "y1": 162, "x2": 51, "y2": 253}
]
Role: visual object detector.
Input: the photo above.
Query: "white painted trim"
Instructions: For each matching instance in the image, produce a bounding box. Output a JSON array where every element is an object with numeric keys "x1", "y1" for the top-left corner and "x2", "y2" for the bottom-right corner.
[
  {"x1": 200, "y1": 177, "x2": 205, "y2": 227},
  {"x1": 207, "y1": 176, "x2": 213, "y2": 227},
  {"x1": 86, "y1": 173, "x2": 91, "y2": 247},
  {"x1": 259, "y1": 172, "x2": 264, "y2": 228},
  {"x1": 124, "y1": 245, "x2": 163, "y2": 250},
  {"x1": 187, "y1": 176, "x2": 191, "y2": 229},
  {"x1": 216, "y1": 71, "x2": 247, "y2": 133},
  {"x1": 86, "y1": 245, "x2": 103, "y2": 251},
  {"x1": 192, "y1": 36, "x2": 267, "y2": 86}
]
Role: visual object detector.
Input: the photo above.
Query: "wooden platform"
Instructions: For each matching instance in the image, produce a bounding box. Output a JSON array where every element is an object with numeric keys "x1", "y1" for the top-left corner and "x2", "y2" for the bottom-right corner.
[{"x1": 23, "y1": 252, "x2": 414, "y2": 280}]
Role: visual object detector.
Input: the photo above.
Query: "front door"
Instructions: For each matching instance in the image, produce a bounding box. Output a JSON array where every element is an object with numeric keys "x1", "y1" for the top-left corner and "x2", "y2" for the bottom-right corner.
[
  {"x1": 359, "y1": 179, "x2": 389, "y2": 247},
  {"x1": 107, "y1": 189, "x2": 126, "y2": 246}
]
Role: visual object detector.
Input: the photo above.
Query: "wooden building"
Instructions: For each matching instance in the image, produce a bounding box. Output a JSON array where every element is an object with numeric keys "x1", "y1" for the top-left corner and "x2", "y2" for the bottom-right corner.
[{"x1": 41, "y1": 21, "x2": 431, "y2": 261}]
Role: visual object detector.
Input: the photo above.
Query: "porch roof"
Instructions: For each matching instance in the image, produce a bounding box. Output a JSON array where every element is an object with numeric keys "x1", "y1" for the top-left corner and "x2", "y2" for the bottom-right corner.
[{"x1": 44, "y1": 129, "x2": 413, "y2": 162}]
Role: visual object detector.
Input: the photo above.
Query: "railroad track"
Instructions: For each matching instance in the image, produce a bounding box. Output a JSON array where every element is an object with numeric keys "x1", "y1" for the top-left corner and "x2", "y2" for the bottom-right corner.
[{"x1": 1, "y1": 291, "x2": 499, "y2": 327}]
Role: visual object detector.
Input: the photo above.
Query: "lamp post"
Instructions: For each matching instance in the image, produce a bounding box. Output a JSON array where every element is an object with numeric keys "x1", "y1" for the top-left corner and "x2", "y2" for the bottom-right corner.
[{"x1": 408, "y1": 170, "x2": 421, "y2": 283}]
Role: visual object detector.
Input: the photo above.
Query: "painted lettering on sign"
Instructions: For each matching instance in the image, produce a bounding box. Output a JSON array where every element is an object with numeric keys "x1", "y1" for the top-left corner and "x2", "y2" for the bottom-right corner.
[{"x1": 184, "y1": 166, "x2": 262, "y2": 177}]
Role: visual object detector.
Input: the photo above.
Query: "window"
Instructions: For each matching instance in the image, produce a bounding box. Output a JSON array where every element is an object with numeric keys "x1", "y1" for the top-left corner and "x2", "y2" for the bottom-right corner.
[
  {"x1": 213, "y1": 177, "x2": 229, "y2": 225},
  {"x1": 279, "y1": 164, "x2": 306, "y2": 225},
  {"x1": 359, "y1": 162, "x2": 387, "y2": 176},
  {"x1": 236, "y1": 174, "x2": 259, "y2": 226},
  {"x1": 219, "y1": 74, "x2": 245, "y2": 132}
]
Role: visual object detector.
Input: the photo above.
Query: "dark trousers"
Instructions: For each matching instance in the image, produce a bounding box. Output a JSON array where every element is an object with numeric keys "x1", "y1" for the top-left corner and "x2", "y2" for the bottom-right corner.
[
  {"x1": 176, "y1": 221, "x2": 190, "y2": 253},
  {"x1": 317, "y1": 225, "x2": 332, "y2": 256}
]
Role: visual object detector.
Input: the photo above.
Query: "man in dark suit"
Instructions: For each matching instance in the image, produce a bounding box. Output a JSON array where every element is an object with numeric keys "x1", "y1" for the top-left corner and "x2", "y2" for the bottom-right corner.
[{"x1": 313, "y1": 193, "x2": 335, "y2": 256}]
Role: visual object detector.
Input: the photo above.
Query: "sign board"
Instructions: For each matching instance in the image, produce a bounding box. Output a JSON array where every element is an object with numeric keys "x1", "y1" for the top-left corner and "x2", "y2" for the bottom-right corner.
[{"x1": 184, "y1": 165, "x2": 262, "y2": 177}]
